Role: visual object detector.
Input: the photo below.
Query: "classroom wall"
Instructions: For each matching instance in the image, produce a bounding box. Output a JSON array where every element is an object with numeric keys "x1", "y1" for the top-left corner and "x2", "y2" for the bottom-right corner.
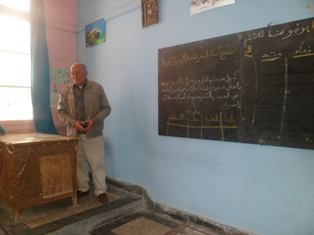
[
  {"x1": 76, "y1": 1, "x2": 314, "y2": 234},
  {"x1": 44, "y1": 0, "x2": 77, "y2": 133},
  {"x1": 44, "y1": 0, "x2": 77, "y2": 68}
]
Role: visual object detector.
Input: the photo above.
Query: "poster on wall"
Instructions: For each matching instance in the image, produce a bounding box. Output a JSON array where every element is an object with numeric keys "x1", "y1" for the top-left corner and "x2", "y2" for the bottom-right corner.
[
  {"x1": 85, "y1": 18, "x2": 106, "y2": 47},
  {"x1": 50, "y1": 68, "x2": 70, "y2": 135},
  {"x1": 190, "y1": 0, "x2": 235, "y2": 15}
]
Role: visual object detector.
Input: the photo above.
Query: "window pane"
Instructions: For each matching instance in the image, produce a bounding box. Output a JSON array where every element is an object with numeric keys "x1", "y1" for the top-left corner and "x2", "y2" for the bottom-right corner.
[
  {"x1": 0, "y1": 51, "x2": 30, "y2": 87},
  {"x1": 0, "y1": 0, "x2": 30, "y2": 12},
  {"x1": 0, "y1": 87, "x2": 33, "y2": 121},
  {"x1": 0, "y1": 0, "x2": 32, "y2": 122},
  {"x1": 0, "y1": 16, "x2": 30, "y2": 53}
]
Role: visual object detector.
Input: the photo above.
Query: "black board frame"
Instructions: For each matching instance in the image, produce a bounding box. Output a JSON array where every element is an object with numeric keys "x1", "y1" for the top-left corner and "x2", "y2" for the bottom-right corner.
[{"x1": 158, "y1": 17, "x2": 314, "y2": 149}]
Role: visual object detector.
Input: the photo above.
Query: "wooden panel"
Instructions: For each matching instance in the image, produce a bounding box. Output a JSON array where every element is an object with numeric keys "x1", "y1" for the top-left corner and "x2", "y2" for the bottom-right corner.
[{"x1": 40, "y1": 153, "x2": 72, "y2": 198}]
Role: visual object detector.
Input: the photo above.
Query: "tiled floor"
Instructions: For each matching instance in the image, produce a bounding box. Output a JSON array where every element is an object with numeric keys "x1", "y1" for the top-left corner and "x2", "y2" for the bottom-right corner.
[
  {"x1": 91, "y1": 212, "x2": 177, "y2": 235},
  {"x1": 0, "y1": 192, "x2": 119, "y2": 228},
  {"x1": 0, "y1": 184, "x2": 240, "y2": 235},
  {"x1": 90, "y1": 211, "x2": 220, "y2": 235},
  {"x1": 112, "y1": 217, "x2": 171, "y2": 235}
]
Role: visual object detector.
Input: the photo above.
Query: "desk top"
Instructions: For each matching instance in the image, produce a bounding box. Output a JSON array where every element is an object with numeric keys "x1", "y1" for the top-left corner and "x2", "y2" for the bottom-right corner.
[{"x1": 0, "y1": 133, "x2": 77, "y2": 144}]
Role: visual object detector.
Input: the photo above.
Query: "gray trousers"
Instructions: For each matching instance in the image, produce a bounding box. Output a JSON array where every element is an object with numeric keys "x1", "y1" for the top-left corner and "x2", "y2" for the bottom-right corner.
[{"x1": 77, "y1": 135, "x2": 107, "y2": 195}]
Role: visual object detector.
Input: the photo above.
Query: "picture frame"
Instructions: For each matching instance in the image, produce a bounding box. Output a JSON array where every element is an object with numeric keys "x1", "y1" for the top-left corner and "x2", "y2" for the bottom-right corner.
[
  {"x1": 85, "y1": 18, "x2": 106, "y2": 47},
  {"x1": 141, "y1": 0, "x2": 158, "y2": 27}
]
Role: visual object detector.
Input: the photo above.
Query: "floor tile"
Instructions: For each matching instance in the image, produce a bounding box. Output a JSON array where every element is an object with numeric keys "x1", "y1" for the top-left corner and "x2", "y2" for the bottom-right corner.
[{"x1": 112, "y1": 216, "x2": 172, "y2": 235}]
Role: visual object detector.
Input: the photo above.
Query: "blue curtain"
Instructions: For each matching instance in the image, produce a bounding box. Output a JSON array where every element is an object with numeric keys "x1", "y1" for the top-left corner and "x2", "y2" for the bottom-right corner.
[{"x1": 31, "y1": 0, "x2": 57, "y2": 134}]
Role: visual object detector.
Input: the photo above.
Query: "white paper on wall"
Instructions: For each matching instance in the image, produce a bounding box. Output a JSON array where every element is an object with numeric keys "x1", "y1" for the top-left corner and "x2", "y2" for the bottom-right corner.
[{"x1": 190, "y1": 0, "x2": 236, "y2": 15}]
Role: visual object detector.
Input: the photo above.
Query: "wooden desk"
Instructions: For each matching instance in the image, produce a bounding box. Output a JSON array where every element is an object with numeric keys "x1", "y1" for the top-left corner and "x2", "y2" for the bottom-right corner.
[{"x1": 0, "y1": 133, "x2": 77, "y2": 220}]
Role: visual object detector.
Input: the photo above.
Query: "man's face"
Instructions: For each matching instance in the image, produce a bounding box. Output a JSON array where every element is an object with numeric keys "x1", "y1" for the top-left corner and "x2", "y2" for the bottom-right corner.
[{"x1": 70, "y1": 64, "x2": 87, "y2": 86}]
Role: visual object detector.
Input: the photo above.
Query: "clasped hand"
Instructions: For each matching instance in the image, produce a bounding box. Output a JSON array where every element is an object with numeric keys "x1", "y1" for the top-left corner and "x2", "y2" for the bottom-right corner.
[{"x1": 75, "y1": 119, "x2": 95, "y2": 132}]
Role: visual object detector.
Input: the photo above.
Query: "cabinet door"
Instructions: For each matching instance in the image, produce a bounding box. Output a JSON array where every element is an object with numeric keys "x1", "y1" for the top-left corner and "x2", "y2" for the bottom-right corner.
[{"x1": 39, "y1": 153, "x2": 73, "y2": 199}]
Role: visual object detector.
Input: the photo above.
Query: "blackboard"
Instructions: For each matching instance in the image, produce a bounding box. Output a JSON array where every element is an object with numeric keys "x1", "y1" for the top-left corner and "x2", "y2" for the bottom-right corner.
[{"x1": 158, "y1": 17, "x2": 314, "y2": 149}]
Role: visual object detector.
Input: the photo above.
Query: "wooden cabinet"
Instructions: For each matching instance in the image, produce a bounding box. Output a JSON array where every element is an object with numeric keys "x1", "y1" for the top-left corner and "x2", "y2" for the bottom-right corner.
[{"x1": 0, "y1": 133, "x2": 77, "y2": 220}]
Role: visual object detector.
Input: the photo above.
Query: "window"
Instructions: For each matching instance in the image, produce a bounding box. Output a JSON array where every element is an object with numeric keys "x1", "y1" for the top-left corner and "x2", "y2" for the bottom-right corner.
[{"x1": 0, "y1": 0, "x2": 32, "y2": 121}]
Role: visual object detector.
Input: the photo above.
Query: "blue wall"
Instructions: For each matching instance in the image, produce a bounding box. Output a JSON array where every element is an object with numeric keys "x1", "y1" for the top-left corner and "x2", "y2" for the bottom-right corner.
[{"x1": 77, "y1": 1, "x2": 314, "y2": 234}]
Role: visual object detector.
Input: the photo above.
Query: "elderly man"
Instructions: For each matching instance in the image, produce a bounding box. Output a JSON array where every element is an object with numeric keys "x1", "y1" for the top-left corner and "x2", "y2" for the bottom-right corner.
[{"x1": 57, "y1": 63, "x2": 111, "y2": 203}]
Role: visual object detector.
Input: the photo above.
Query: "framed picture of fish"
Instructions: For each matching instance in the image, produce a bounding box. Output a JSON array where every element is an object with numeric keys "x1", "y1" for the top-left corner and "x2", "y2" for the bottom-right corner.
[
  {"x1": 142, "y1": 0, "x2": 158, "y2": 27},
  {"x1": 85, "y1": 18, "x2": 106, "y2": 47}
]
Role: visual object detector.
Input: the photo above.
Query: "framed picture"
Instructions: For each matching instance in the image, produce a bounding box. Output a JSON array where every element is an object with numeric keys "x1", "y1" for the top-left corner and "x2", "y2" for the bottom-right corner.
[
  {"x1": 85, "y1": 18, "x2": 106, "y2": 47},
  {"x1": 142, "y1": 0, "x2": 158, "y2": 27}
]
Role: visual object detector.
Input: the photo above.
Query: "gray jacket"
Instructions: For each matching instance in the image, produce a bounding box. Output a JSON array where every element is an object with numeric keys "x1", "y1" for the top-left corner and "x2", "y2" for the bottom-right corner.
[{"x1": 57, "y1": 80, "x2": 111, "y2": 138}]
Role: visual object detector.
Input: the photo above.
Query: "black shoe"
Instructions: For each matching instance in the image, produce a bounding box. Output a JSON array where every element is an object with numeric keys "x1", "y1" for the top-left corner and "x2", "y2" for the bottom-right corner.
[
  {"x1": 98, "y1": 193, "x2": 108, "y2": 203},
  {"x1": 77, "y1": 190, "x2": 89, "y2": 199}
]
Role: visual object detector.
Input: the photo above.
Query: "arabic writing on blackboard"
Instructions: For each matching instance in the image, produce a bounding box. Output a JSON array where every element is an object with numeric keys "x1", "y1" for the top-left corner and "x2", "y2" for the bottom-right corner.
[{"x1": 158, "y1": 17, "x2": 314, "y2": 149}]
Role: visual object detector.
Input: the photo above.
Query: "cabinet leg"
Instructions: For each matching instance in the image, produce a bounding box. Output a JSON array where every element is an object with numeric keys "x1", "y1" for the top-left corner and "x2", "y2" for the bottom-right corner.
[
  {"x1": 15, "y1": 209, "x2": 22, "y2": 222},
  {"x1": 72, "y1": 193, "x2": 77, "y2": 207}
]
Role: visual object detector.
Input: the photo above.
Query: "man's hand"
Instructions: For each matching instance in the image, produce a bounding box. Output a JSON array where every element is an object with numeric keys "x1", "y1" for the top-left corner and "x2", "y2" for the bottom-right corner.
[
  {"x1": 85, "y1": 119, "x2": 95, "y2": 131},
  {"x1": 75, "y1": 119, "x2": 95, "y2": 132},
  {"x1": 75, "y1": 121, "x2": 88, "y2": 132}
]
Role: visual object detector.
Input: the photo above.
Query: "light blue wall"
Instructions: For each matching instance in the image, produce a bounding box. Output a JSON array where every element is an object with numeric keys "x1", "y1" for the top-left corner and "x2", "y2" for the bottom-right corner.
[{"x1": 77, "y1": 1, "x2": 314, "y2": 234}]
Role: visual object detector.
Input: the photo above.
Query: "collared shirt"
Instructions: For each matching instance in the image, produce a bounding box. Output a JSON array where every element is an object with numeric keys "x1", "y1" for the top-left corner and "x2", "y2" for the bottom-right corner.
[{"x1": 73, "y1": 83, "x2": 87, "y2": 122}]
